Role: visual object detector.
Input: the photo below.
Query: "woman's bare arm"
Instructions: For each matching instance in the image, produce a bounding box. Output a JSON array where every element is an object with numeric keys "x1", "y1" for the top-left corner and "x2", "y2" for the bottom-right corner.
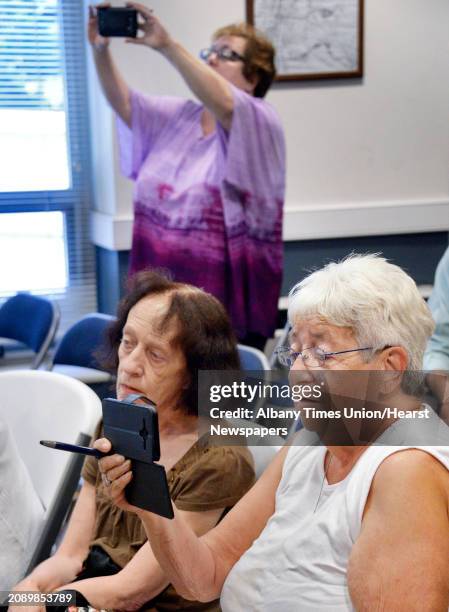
[
  {"x1": 60, "y1": 507, "x2": 224, "y2": 610},
  {"x1": 126, "y1": 3, "x2": 236, "y2": 129},
  {"x1": 160, "y1": 41, "x2": 234, "y2": 130},
  {"x1": 348, "y1": 449, "x2": 449, "y2": 611},
  {"x1": 88, "y1": 6, "x2": 131, "y2": 126},
  {"x1": 101, "y1": 444, "x2": 288, "y2": 602}
]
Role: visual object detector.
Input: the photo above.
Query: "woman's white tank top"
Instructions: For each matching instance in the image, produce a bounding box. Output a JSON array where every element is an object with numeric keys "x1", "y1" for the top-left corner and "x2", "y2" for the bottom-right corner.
[{"x1": 221, "y1": 434, "x2": 449, "y2": 611}]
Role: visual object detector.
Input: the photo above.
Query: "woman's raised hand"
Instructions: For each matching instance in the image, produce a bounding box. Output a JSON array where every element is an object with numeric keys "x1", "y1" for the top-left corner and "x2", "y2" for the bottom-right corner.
[
  {"x1": 125, "y1": 2, "x2": 172, "y2": 50},
  {"x1": 94, "y1": 437, "x2": 139, "y2": 513},
  {"x1": 88, "y1": 4, "x2": 110, "y2": 52}
]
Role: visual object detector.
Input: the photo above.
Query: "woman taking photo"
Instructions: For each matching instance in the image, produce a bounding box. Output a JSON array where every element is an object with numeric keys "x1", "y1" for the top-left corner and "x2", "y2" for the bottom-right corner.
[{"x1": 88, "y1": 2, "x2": 286, "y2": 350}]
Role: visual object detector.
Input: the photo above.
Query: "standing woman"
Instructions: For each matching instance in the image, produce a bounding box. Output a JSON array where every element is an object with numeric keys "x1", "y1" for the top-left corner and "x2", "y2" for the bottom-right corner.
[{"x1": 88, "y1": 2, "x2": 286, "y2": 349}]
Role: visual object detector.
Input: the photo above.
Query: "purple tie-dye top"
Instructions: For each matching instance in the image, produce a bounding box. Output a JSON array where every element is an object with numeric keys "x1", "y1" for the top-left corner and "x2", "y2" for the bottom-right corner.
[{"x1": 117, "y1": 85, "x2": 285, "y2": 339}]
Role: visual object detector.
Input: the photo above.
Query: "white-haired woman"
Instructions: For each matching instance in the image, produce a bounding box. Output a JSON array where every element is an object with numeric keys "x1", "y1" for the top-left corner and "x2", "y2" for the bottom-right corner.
[{"x1": 97, "y1": 254, "x2": 449, "y2": 611}]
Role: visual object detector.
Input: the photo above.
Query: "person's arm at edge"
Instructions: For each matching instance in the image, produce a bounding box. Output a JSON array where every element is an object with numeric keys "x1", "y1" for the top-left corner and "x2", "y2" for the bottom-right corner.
[
  {"x1": 424, "y1": 248, "x2": 449, "y2": 420},
  {"x1": 60, "y1": 506, "x2": 224, "y2": 610},
  {"x1": 348, "y1": 449, "x2": 449, "y2": 611},
  {"x1": 14, "y1": 481, "x2": 96, "y2": 592},
  {"x1": 88, "y1": 5, "x2": 131, "y2": 126},
  {"x1": 426, "y1": 371, "x2": 449, "y2": 423},
  {"x1": 134, "y1": 445, "x2": 288, "y2": 602},
  {"x1": 424, "y1": 248, "x2": 449, "y2": 374},
  {"x1": 91, "y1": 47, "x2": 132, "y2": 126}
]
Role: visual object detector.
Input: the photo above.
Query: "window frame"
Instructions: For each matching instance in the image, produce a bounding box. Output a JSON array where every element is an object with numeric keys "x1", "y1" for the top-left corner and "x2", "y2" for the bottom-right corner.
[{"x1": 0, "y1": 0, "x2": 96, "y2": 306}]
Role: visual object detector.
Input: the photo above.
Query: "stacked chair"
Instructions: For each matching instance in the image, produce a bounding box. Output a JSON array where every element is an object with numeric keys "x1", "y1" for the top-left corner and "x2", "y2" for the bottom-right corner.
[{"x1": 0, "y1": 370, "x2": 101, "y2": 571}]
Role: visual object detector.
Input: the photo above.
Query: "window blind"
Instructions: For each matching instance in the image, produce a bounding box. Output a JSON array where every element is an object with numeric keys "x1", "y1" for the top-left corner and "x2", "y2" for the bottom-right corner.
[
  {"x1": 0, "y1": 0, "x2": 64, "y2": 110},
  {"x1": 0, "y1": 0, "x2": 97, "y2": 335}
]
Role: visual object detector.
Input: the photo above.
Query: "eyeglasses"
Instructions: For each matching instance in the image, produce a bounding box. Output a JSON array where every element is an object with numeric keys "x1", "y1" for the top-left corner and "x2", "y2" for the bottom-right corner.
[
  {"x1": 199, "y1": 45, "x2": 245, "y2": 63},
  {"x1": 275, "y1": 346, "x2": 374, "y2": 368}
]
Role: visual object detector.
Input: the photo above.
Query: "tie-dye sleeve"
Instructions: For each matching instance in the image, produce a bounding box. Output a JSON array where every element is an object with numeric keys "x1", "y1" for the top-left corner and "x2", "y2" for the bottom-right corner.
[
  {"x1": 116, "y1": 90, "x2": 186, "y2": 180},
  {"x1": 218, "y1": 85, "x2": 286, "y2": 198}
]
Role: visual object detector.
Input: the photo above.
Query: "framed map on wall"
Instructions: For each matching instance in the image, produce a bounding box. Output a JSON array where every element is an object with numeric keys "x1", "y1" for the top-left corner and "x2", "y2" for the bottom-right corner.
[{"x1": 246, "y1": 0, "x2": 364, "y2": 81}]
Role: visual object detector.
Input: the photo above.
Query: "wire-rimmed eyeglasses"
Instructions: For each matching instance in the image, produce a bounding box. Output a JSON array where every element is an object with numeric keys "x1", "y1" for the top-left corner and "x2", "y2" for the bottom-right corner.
[
  {"x1": 275, "y1": 346, "x2": 374, "y2": 368},
  {"x1": 199, "y1": 45, "x2": 245, "y2": 63}
]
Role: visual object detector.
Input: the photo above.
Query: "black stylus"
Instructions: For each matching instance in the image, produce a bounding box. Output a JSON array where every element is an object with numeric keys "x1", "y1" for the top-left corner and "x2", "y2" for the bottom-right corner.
[{"x1": 40, "y1": 439, "x2": 104, "y2": 459}]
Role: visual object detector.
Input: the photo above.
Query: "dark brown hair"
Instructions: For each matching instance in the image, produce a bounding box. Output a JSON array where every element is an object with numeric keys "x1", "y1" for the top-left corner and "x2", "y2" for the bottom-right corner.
[
  {"x1": 100, "y1": 269, "x2": 240, "y2": 416},
  {"x1": 213, "y1": 22, "x2": 276, "y2": 98}
]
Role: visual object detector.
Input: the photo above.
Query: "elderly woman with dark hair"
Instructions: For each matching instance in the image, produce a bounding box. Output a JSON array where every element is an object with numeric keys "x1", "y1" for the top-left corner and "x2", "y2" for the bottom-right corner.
[
  {"x1": 88, "y1": 3, "x2": 286, "y2": 350},
  {"x1": 13, "y1": 270, "x2": 254, "y2": 611}
]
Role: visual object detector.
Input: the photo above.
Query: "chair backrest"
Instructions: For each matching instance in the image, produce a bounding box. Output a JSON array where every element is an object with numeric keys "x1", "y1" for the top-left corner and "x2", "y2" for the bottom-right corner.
[
  {"x1": 237, "y1": 344, "x2": 271, "y2": 415},
  {"x1": 238, "y1": 344, "x2": 270, "y2": 371},
  {"x1": 220, "y1": 344, "x2": 284, "y2": 479},
  {"x1": 0, "y1": 293, "x2": 60, "y2": 369},
  {"x1": 248, "y1": 442, "x2": 284, "y2": 479},
  {"x1": 268, "y1": 320, "x2": 291, "y2": 369},
  {"x1": 227, "y1": 418, "x2": 284, "y2": 479},
  {"x1": 0, "y1": 370, "x2": 102, "y2": 569},
  {"x1": 52, "y1": 312, "x2": 115, "y2": 369}
]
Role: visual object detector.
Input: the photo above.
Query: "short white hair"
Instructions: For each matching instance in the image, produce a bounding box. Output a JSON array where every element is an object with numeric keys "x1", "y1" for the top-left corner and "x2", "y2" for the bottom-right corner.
[{"x1": 288, "y1": 254, "x2": 434, "y2": 392}]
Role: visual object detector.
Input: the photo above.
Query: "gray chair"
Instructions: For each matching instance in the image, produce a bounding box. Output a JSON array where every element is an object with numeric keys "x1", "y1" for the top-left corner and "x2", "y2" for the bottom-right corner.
[
  {"x1": 0, "y1": 370, "x2": 102, "y2": 571},
  {"x1": 248, "y1": 438, "x2": 284, "y2": 479}
]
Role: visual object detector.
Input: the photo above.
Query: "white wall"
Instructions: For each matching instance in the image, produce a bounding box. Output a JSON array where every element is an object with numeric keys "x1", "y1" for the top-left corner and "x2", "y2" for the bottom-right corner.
[{"x1": 89, "y1": 0, "x2": 449, "y2": 249}]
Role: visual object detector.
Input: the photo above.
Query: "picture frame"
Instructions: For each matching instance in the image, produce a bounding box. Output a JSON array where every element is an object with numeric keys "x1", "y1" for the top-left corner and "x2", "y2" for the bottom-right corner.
[{"x1": 246, "y1": 0, "x2": 364, "y2": 81}]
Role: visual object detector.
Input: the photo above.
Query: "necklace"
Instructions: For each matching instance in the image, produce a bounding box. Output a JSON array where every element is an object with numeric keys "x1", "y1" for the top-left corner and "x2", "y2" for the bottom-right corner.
[{"x1": 313, "y1": 451, "x2": 333, "y2": 514}]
